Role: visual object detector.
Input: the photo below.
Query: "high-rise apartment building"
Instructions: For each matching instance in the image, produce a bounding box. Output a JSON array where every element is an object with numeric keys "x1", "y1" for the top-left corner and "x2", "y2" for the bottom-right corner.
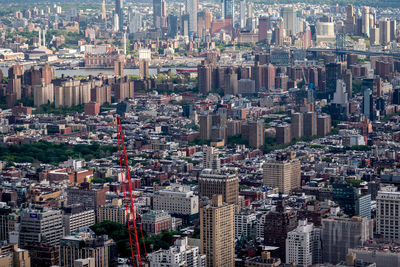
[
  {"x1": 263, "y1": 152, "x2": 301, "y2": 194},
  {"x1": 362, "y1": 88, "x2": 374, "y2": 121},
  {"x1": 153, "y1": 0, "x2": 166, "y2": 29},
  {"x1": 291, "y1": 112, "x2": 303, "y2": 139},
  {"x1": 202, "y1": 146, "x2": 221, "y2": 170},
  {"x1": 198, "y1": 61, "x2": 212, "y2": 95},
  {"x1": 199, "y1": 113, "x2": 212, "y2": 140},
  {"x1": 303, "y1": 112, "x2": 317, "y2": 137},
  {"x1": 286, "y1": 220, "x2": 322, "y2": 267},
  {"x1": 276, "y1": 124, "x2": 291, "y2": 144},
  {"x1": 264, "y1": 198, "x2": 298, "y2": 262},
  {"x1": 114, "y1": 60, "x2": 124, "y2": 76},
  {"x1": 321, "y1": 216, "x2": 373, "y2": 264},
  {"x1": 199, "y1": 168, "x2": 239, "y2": 204},
  {"x1": 200, "y1": 195, "x2": 235, "y2": 267},
  {"x1": 280, "y1": 7, "x2": 299, "y2": 36},
  {"x1": 376, "y1": 185, "x2": 400, "y2": 240},
  {"x1": 317, "y1": 114, "x2": 331, "y2": 137},
  {"x1": 241, "y1": 119, "x2": 264, "y2": 148},
  {"x1": 20, "y1": 206, "x2": 63, "y2": 247}
]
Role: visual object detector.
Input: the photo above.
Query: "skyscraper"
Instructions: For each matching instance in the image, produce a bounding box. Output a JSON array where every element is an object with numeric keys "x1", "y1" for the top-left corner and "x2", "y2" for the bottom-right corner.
[
  {"x1": 185, "y1": 0, "x2": 198, "y2": 34},
  {"x1": 362, "y1": 88, "x2": 374, "y2": 121},
  {"x1": 325, "y1": 62, "x2": 342, "y2": 100},
  {"x1": 263, "y1": 152, "x2": 301, "y2": 194},
  {"x1": 200, "y1": 195, "x2": 235, "y2": 267},
  {"x1": 362, "y1": 7, "x2": 370, "y2": 37},
  {"x1": 101, "y1": 0, "x2": 106, "y2": 21},
  {"x1": 223, "y1": 0, "x2": 234, "y2": 22},
  {"x1": 280, "y1": 7, "x2": 299, "y2": 36},
  {"x1": 240, "y1": 0, "x2": 246, "y2": 28},
  {"x1": 317, "y1": 114, "x2": 331, "y2": 137},
  {"x1": 241, "y1": 119, "x2": 265, "y2": 148},
  {"x1": 115, "y1": 0, "x2": 123, "y2": 31},
  {"x1": 198, "y1": 60, "x2": 212, "y2": 95},
  {"x1": 153, "y1": 0, "x2": 166, "y2": 29}
]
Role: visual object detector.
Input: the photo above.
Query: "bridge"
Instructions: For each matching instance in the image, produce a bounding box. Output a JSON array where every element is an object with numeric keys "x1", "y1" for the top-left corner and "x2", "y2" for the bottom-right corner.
[{"x1": 305, "y1": 48, "x2": 400, "y2": 60}]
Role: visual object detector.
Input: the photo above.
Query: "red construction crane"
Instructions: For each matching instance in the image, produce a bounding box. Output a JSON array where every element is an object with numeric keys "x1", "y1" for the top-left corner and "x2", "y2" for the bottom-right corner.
[{"x1": 116, "y1": 116, "x2": 147, "y2": 266}]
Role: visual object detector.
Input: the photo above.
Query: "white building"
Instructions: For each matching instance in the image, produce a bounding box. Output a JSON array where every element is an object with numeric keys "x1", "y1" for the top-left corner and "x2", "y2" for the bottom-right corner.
[
  {"x1": 286, "y1": 220, "x2": 322, "y2": 267},
  {"x1": 376, "y1": 185, "x2": 400, "y2": 240},
  {"x1": 234, "y1": 212, "x2": 256, "y2": 239},
  {"x1": 153, "y1": 185, "x2": 199, "y2": 217},
  {"x1": 202, "y1": 146, "x2": 220, "y2": 170},
  {"x1": 185, "y1": 0, "x2": 198, "y2": 34},
  {"x1": 148, "y1": 237, "x2": 206, "y2": 267},
  {"x1": 128, "y1": 9, "x2": 142, "y2": 34}
]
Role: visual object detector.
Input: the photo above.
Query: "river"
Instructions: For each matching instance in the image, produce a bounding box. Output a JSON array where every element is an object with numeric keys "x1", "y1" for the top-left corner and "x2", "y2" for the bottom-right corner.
[{"x1": 0, "y1": 66, "x2": 196, "y2": 78}]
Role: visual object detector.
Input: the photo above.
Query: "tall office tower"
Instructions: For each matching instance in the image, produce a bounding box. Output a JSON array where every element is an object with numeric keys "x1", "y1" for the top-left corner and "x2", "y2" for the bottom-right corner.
[
  {"x1": 303, "y1": 112, "x2": 317, "y2": 137},
  {"x1": 199, "y1": 113, "x2": 212, "y2": 140},
  {"x1": 321, "y1": 217, "x2": 373, "y2": 264},
  {"x1": 153, "y1": 0, "x2": 166, "y2": 29},
  {"x1": 149, "y1": 237, "x2": 206, "y2": 266},
  {"x1": 0, "y1": 204, "x2": 12, "y2": 242},
  {"x1": 376, "y1": 185, "x2": 400, "y2": 240},
  {"x1": 379, "y1": 19, "x2": 391, "y2": 45},
  {"x1": 0, "y1": 244, "x2": 31, "y2": 267},
  {"x1": 198, "y1": 60, "x2": 212, "y2": 95},
  {"x1": 390, "y1": 20, "x2": 396, "y2": 42},
  {"x1": 263, "y1": 152, "x2": 301, "y2": 194},
  {"x1": 62, "y1": 204, "x2": 95, "y2": 236},
  {"x1": 115, "y1": 0, "x2": 123, "y2": 30},
  {"x1": 286, "y1": 220, "x2": 322, "y2": 266},
  {"x1": 101, "y1": 0, "x2": 106, "y2": 21},
  {"x1": 60, "y1": 232, "x2": 116, "y2": 267},
  {"x1": 203, "y1": 146, "x2": 221, "y2": 170},
  {"x1": 20, "y1": 206, "x2": 63, "y2": 247},
  {"x1": 291, "y1": 113, "x2": 303, "y2": 139},
  {"x1": 223, "y1": 0, "x2": 234, "y2": 21},
  {"x1": 264, "y1": 197, "x2": 298, "y2": 262},
  {"x1": 325, "y1": 62, "x2": 342, "y2": 100},
  {"x1": 240, "y1": 0, "x2": 246, "y2": 28},
  {"x1": 280, "y1": 6, "x2": 299, "y2": 36},
  {"x1": 204, "y1": 9, "x2": 212, "y2": 33},
  {"x1": 333, "y1": 182, "x2": 371, "y2": 219},
  {"x1": 241, "y1": 119, "x2": 265, "y2": 148},
  {"x1": 362, "y1": 88, "x2": 374, "y2": 121},
  {"x1": 199, "y1": 169, "x2": 239, "y2": 204},
  {"x1": 114, "y1": 60, "x2": 124, "y2": 77},
  {"x1": 362, "y1": 7, "x2": 370, "y2": 37},
  {"x1": 345, "y1": 4, "x2": 355, "y2": 34},
  {"x1": 200, "y1": 195, "x2": 235, "y2": 267},
  {"x1": 276, "y1": 124, "x2": 291, "y2": 144},
  {"x1": 8, "y1": 65, "x2": 24, "y2": 100},
  {"x1": 128, "y1": 9, "x2": 142, "y2": 34},
  {"x1": 113, "y1": 13, "x2": 120, "y2": 32},
  {"x1": 185, "y1": 0, "x2": 198, "y2": 34},
  {"x1": 317, "y1": 114, "x2": 331, "y2": 137}
]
